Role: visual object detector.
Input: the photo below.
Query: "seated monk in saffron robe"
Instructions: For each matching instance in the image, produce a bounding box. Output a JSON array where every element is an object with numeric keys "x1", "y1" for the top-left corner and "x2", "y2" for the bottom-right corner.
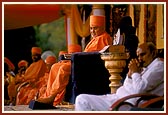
[
  {"x1": 25, "y1": 55, "x2": 57, "y2": 104},
  {"x1": 16, "y1": 47, "x2": 47, "y2": 105},
  {"x1": 15, "y1": 60, "x2": 29, "y2": 87},
  {"x1": 23, "y1": 47, "x2": 47, "y2": 83},
  {"x1": 4, "y1": 57, "x2": 15, "y2": 105},
  {"x1": 7, "y1": 60, "x2": 28, "y2": 105},
  {"x1": 36, "y1": 15, "x2": 112, "y2": 106}
]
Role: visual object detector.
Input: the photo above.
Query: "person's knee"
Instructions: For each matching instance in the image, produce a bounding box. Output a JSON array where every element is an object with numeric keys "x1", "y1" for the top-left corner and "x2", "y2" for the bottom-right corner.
[
  {"x1": 75, "y1": 94, "x2": 91, "y2": 110},
  {"x1": 60, "y1": 63, "x2": 71, "y2": 72},
  {"x1": 75, "y1": 94, "x2": 84, "y2": 103},
  {"x1": 75, "y1": 94, "x2": 89, "y2": 104}
]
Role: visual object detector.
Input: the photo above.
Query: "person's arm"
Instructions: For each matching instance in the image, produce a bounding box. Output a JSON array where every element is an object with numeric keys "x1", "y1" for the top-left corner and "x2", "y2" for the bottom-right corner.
[
  {"x1": 127, "y1": 58, "x2": 141, "y2": 78},
  {"x1": 130, "y1": 61, "x2": 164, "y2": 94},
  {"x1": 24, "y1": 59, "x2": 46, "y2": 81}
]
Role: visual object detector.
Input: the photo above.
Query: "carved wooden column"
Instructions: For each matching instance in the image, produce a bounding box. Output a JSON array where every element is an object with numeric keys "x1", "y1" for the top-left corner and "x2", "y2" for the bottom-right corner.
[{"x1": 101, "y1": 45, "x2": 127, "y2": 93}]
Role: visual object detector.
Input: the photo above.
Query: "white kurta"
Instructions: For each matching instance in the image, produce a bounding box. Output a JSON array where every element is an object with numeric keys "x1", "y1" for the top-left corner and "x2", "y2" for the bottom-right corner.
[{"x1": 75, "y1": 58, "x2": 164, "y2": 111}]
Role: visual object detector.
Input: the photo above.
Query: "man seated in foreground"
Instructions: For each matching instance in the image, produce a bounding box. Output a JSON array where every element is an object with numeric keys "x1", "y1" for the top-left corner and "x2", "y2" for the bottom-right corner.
[{"x1": 75, "y1": 42, "x2": 164, "y2": 111}]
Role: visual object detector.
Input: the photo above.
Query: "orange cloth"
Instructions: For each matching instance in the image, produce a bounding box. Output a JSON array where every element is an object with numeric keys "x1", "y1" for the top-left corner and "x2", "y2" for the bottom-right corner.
[
  {"x1": 15, "y1": 73, "x2": 25, "y2": 85},
  {"x1": 16, "y1": 72, "x2": 50, "y2": 105},
  {"x1": 37, "y1": 73, "x2": 50, "y2": 97},
  {"x1": 4, "y1": 57, "x2": 15, "y2": 71},
  {"x1": 24, "y1": 73, "x2": 49, "y2": 105},
  {"x1": 16, "y1": 84, "x2": 32, "y2": 105},
  {"x1": 24, "y1": 59, "x2": 47, "y2": 81},
  {"x1": 16, "y1": 59, "x2": 47, "y2": 105},
  {"x1": 16, "y1": 56, "x2": 59, "y2": 105},
  {"x1": 7, "y1": 73, "x2": 16, "y2": 103},
  {"x1": 14, "y1": 72, "x2": 25, "y2": 95},
  {"x1": 84, "y1": 32, "x2": 112, "y2": 52},
  {"x1": 31, "y1": 47, "x2": 42, "y2": 54},
  {"x1": 7, "y1": 60, "x2": 27, "y2": 105},
  {"x1": 40, "y1": 60, "x2": 71, "y2": 106},
  {"x1": 7, "y1": 83, "x2": 16, "y2": 103},
  {"x1": 18, "y1": 60, "x2": 28, "y2": 68},
  {"x1": 45, "y1": 56, "x2": 56, "y2": 64},
  {"x1": 68, "y1": 44, "x2": 82, "y2": 53},
  {"x1": 40, "y1": 31, "x2": 112, "y2": 106},
  {"x1": 90, "y1": 15, "x2": 105, "y2": 27}
]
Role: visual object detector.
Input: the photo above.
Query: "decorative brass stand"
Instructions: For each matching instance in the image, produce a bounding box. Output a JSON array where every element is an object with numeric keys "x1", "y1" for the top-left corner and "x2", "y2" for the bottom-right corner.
[{"x1": 101, "y1": 45, "x2": 127, "y2": 93}]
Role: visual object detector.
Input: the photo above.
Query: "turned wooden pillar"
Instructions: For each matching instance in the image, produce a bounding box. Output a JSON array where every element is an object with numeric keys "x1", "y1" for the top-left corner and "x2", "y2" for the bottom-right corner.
[{"x1": 101, "y1": 45, "x2": 127, "y2": 93}]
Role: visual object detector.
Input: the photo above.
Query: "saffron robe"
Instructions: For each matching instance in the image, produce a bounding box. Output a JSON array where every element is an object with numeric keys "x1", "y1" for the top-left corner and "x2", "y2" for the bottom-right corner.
[
  {"x1": 39, "y1": 32, "x2": 112, "y2": 106},
  {"x1": 16, "y1": 59, "x2": 47, "y2": 105}
]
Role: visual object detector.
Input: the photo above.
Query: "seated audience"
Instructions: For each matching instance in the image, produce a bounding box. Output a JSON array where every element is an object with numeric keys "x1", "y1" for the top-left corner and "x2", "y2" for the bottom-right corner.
[
  {"x1": 7, "y1": 60, "x2": 29, "y2": 105},
  {"x1": 16, "y1": 47, "x2": 47, "y2": 105}
]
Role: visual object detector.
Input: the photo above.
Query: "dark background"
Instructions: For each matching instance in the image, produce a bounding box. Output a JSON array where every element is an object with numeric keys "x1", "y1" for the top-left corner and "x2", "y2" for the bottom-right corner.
[{"x1": 4, "y1": 27, "x2": 36, "y2": 73}]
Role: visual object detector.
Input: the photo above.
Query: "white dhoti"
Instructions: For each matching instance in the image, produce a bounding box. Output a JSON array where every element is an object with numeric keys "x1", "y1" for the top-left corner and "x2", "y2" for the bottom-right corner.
[{"x1": 75, "y1": 94, "x2": 119, "y2": 111}]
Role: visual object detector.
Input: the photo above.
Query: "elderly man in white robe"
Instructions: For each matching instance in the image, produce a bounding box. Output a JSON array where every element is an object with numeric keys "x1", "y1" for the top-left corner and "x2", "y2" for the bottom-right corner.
[{"x1": 75, "y1": 42, "x2": 164, "y2": 111}]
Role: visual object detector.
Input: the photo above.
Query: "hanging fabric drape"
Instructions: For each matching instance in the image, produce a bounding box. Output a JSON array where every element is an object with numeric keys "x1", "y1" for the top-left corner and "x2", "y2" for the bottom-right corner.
[
  {"x1": 71, "y1": 5, "x2": 91, "y2": 38},
  {"x1": 69, "y1": 5, "x2": 78, "y2": 44}
]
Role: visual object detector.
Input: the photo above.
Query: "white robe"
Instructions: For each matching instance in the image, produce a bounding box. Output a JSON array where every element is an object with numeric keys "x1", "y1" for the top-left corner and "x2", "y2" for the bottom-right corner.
[{"x1": 75, "y1": 58, "x2": 164, "y2": 111}]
